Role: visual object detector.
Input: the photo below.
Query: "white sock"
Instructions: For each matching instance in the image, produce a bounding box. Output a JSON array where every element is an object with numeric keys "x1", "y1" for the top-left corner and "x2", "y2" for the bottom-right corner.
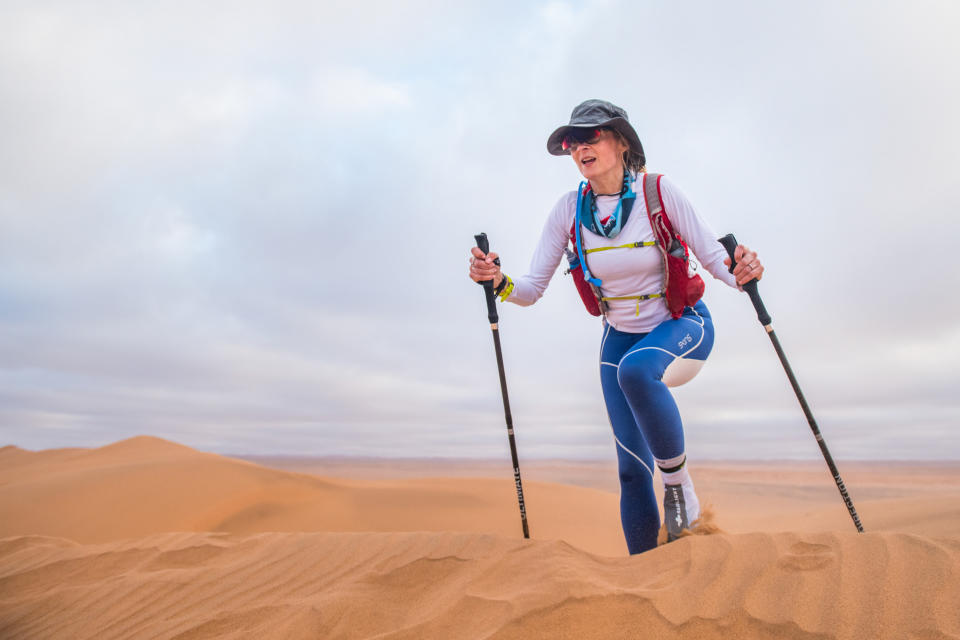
[{"x1": 656, "y1": 455, "x2": 700, "y2": 525}]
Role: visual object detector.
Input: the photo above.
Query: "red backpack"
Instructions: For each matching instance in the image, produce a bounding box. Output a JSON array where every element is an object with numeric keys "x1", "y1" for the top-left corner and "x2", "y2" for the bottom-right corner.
[{"x1": 565, "y1": 172, "x2": 704, "y2": 319}]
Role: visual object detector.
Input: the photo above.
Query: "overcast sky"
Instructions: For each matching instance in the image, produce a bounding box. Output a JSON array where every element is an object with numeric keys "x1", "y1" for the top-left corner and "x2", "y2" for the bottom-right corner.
[{"x1": 2, "y1": 0, "x2": 958, "y2": 461}]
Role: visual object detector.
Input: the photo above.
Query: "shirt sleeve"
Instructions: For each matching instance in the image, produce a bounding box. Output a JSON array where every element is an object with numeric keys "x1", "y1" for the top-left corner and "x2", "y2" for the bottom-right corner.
[
  {"x1": 657, "y1": 175, "x2": 738, "y2": 289},
  {"x1": 503, "y1": 191, "x2": 576, "y2": 306}
]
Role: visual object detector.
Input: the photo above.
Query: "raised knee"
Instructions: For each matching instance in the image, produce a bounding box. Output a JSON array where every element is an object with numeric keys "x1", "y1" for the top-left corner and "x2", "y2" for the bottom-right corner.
[{"x1": 617, "y1": 351, "x2": 662, "y2": 388}]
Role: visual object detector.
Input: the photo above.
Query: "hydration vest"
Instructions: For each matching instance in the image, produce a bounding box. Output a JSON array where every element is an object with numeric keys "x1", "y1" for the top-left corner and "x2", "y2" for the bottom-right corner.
[{"x1": 564, "y1": 172, "x2": 705, "y2": 320}]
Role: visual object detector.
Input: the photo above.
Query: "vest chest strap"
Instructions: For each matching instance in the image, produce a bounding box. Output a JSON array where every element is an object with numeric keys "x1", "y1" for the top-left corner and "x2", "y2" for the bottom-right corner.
[
  {"x1": 584, "y1": 240, "x2": 657, "y2": 254},
  {"x1": 600, "y1": 292, "x2": 665, "y2": 316}
]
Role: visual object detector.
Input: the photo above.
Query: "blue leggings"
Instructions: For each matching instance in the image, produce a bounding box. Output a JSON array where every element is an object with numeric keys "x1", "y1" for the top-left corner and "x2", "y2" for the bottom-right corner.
[{"x1": 599, "y1": 300, "x2": 715, "y2": 553}]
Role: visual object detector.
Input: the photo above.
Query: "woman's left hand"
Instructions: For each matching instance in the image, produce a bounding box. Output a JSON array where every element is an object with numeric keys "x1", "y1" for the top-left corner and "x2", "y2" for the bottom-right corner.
[{"x1": 723, "y1": 244, "x2": 764, "y2": 286}]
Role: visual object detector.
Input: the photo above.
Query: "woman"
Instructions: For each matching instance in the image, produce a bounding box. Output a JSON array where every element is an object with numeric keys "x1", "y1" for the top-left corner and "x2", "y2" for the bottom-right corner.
[{"x1": 468, "y1": 99, "x2": 764, "y2": 554}]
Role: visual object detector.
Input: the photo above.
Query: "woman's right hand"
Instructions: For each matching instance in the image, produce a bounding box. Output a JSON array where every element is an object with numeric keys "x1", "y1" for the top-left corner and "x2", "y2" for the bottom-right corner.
[{"x1": 469, "y1": 246, "x2": 504, "y2": 289}]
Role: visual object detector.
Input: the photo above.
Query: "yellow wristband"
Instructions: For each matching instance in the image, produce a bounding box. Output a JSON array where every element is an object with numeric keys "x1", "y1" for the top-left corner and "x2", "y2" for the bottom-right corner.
[{"x1": 497, "y1": 275, "x2": 515, "y2": 302}]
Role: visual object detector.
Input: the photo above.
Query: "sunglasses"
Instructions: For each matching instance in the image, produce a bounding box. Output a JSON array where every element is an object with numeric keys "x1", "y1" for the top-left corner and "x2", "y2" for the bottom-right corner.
[{"x1": 561, "y1": 127, "x2": 608, "y2": 151}]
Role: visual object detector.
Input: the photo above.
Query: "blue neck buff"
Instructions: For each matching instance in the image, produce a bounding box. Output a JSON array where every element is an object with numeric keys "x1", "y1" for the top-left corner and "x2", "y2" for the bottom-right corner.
[
  {"x1": 580, "y1": 170, "x2": 636, "y2": 239},
  {"x1": 574, "y1": 170, "x2": 637, "y2": 288}
]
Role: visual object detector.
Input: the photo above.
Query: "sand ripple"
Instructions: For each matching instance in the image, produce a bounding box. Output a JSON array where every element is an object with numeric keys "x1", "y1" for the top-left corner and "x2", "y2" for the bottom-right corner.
[{"x1": 1, "y1": 530, "x2": 958, "y2": 639}]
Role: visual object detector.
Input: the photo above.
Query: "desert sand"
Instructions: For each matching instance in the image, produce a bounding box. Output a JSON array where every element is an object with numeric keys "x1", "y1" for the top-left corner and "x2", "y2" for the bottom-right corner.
[{"x1": 1, "y1": 436, "x2": 958, "y2": 639}]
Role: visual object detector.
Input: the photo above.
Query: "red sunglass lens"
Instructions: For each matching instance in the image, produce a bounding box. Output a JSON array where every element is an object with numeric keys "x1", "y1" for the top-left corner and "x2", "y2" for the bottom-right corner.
[{"x1": 562, "y1": 128, "x2": 602, "y2": 150}]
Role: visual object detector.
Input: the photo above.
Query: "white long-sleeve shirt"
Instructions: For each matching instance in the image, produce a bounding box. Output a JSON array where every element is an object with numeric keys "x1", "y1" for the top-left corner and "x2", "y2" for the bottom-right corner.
[{"x1": 504, "y1": 174, "x2": 738, "y2": 333}]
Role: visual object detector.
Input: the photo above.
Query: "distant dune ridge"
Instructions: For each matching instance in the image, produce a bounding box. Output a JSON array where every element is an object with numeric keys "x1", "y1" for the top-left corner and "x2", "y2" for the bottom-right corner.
[
  {"x1": 1, "y1": 436, "x2": 958, "y2": 639},
  {"x1": 0, "y1": 436, "x2": 624, "y2": 552}
]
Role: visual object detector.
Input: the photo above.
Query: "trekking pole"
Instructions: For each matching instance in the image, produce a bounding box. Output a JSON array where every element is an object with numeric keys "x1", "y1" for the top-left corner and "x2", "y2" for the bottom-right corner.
[
  {"x1": 473, "y1": 232, "x2": 530, "y2": 539},
  {"x1": 719, "y1": 234, "x2": 864, "y2": 533}
]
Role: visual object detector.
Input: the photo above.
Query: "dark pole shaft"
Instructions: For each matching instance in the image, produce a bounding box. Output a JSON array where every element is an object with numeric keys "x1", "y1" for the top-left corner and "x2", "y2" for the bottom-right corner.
[
  {"x1": 490, "y1": 326, "x2": 530, "y2": 538},
  {"x1": 718, "y1": 233, "x2": 863, "y2": 533},
  {"x1": 765, "y1": 327, "x2": 864, "y2": 532},
  {"x1": 474, "y1": 232, "x2": 530, "y2": 539}
]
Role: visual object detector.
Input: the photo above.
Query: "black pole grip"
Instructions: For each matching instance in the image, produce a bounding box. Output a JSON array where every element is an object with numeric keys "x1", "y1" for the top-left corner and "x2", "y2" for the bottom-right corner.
[
  {"x1": 718, "y1": 233, "x2": 772, "y2": 326},
  {"x1": 475, "y1": 232, "x2": 490, "y2": 255},
  {"x1": 474, "y1": 233, "x2": 499, "y2": 324}
]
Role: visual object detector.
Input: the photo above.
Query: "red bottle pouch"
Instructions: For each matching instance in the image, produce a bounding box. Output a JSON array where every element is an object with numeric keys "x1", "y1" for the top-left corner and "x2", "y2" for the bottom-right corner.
[{"x1": 643, "y1": 173, "x2": 705, "y2": 319}]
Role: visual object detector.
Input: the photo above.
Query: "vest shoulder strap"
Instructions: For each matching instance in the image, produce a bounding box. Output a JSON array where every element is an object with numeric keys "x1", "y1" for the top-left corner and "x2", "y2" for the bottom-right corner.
[{"x1": 642, "y1": 172, "x2": 675, "y2": 250}]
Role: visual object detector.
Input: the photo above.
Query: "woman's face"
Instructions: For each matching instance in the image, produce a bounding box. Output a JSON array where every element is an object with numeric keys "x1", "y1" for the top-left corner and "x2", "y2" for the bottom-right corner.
[{"x1": 567, "y1": 128, "x2": 628, "y2": 185}]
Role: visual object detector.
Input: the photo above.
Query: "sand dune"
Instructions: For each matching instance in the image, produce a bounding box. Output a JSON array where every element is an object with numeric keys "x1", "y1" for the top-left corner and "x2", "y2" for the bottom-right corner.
[
  {"x1": 0, "y1": 436, "x2": 624, "y2": 554},
  {"x1": 2, "y1": 530, "x2": 958, "y2": 639},
  {"x1": 1, "y1": 436, "x2": 959, "y2": 639}
]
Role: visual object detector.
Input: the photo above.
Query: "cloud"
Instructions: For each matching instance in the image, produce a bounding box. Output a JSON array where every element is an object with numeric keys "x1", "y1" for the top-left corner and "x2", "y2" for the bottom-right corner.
[
  {"x1": 1, "y1": 0, "x2": 959, "y2": 460},
  {"x1": 311, "y1": 67, "x2": 412, "y2": 115}
]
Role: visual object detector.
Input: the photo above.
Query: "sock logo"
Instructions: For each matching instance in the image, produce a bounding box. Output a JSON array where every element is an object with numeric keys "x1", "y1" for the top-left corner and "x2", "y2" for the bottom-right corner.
[{"x1": 671, "y1": 486, "x2": 684, "y2": 527}]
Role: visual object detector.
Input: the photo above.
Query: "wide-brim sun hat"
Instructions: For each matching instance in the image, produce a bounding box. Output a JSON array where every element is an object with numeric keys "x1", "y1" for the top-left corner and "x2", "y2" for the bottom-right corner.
[{"x1": 547, "y1": 99, "x2": 645, "y2": 167}]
